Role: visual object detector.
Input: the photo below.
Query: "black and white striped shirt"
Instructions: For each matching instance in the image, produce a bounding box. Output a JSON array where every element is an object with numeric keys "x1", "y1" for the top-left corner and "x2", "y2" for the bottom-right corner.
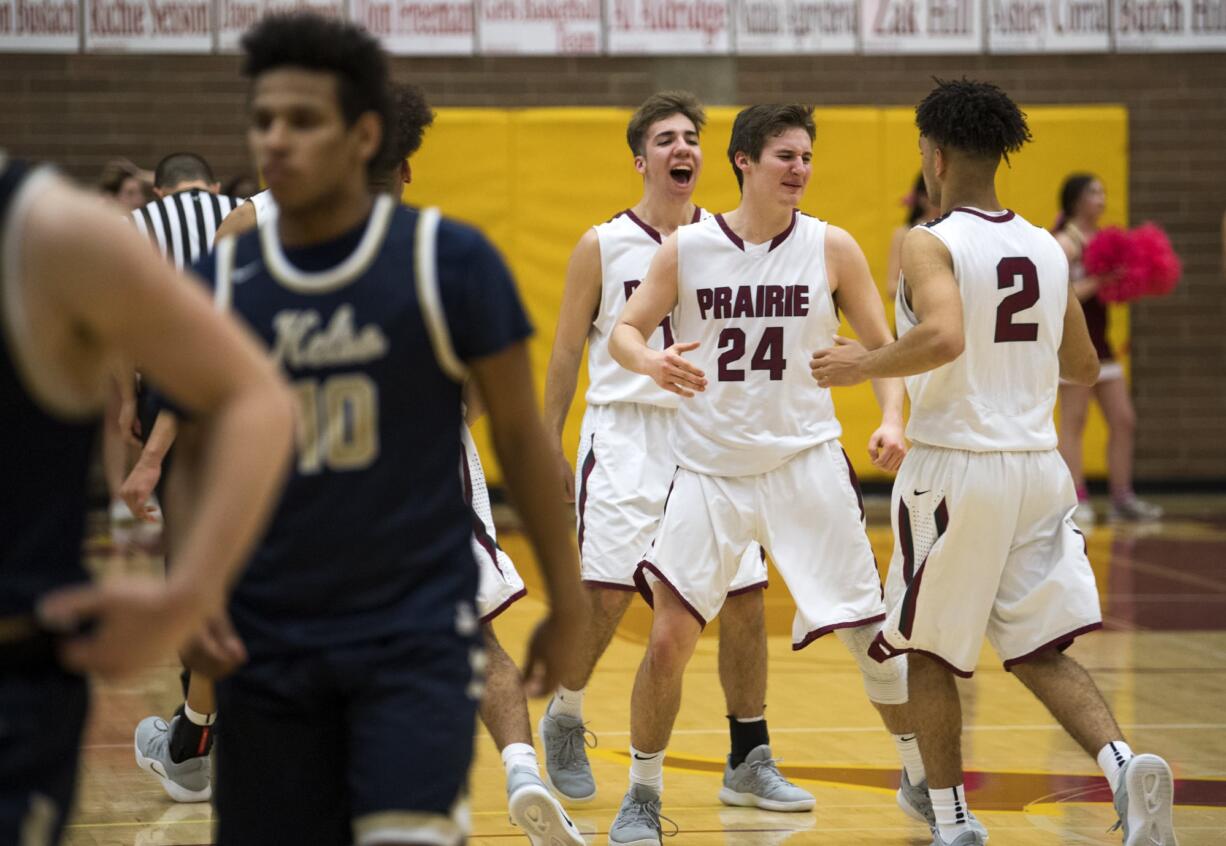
[{"x1": 131, "y1": 189, "x2": 242, "y2": 269}]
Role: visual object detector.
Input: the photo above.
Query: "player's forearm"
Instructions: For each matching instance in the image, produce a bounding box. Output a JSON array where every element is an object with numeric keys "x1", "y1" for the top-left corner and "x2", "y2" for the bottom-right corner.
[
  {"x1": 160, "y1": 387, "x2": 294, "y2": 618},
  {"x1": 137, "y1": 412, "x2": 179, "y2": 465},
  {"x1": 609, "y1": 323, "x2": 652, "y2": 375},
  {"x1": 542, "y1": 346, "x2": 583, "y2": 441},
  {"x1": 490, "y1": 415, "x2": 584, "y2": 612},
  {"x1": 870, "y1": 377, "x2": 906, "y2": 427},
  {"x1": 862, "y1": 324, "x2": 963, "y2": 379}
]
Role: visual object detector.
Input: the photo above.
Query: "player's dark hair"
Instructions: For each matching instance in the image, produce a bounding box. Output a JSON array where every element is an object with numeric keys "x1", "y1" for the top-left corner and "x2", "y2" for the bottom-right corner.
[
  {"x1": 154, "y1": 152, "x2": 215, "y2": 189},
  {"x1": 241, "y1": 12, "x2": 391, "y2": 174},
  {"x1": 97, "y1": 160, "x2": 143, "y2": 196},
  {"x1": 905, "y1": 172, "x2": 929, "y2": 226},
  {"x1": 372, "y1": 82, "x2": 434, "y2": 175},
  {"x1": 1054, "y1": 173, "x2": 1097, "y2": 232},
  {"x1": 915, "y1": 78, "x2": 1031, "y2": 164},
  {"x1": 726, "y1": 104, "x2": 815, "y2": 190},
  {"x1": 626, "y1": 91, "x2": 706, "y2": 157}
]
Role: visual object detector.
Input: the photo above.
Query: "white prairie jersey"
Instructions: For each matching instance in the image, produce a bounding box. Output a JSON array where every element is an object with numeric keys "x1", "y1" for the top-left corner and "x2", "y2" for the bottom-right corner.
[
  {"x1": 586, "y1": 208, "x2": 705, "y2": 408},
  {"x1": 898, "y1": 207, "x2": 1070, "y2": 452},
  {"x1": 671, "y1": 210, "x2": 841, "y2": 476}
]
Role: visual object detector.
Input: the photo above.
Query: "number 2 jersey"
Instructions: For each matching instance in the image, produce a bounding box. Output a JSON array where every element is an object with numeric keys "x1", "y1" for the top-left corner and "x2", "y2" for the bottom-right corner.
[
  {"x1": 897, "y1": 207, "x2": 1069, "y2": 453},
  {"x1": 671, "y1": 210, "x2": 841, "y2": 477},
  {"x1": 191, "y1": 196, "x2": 532, "y2": 657}
]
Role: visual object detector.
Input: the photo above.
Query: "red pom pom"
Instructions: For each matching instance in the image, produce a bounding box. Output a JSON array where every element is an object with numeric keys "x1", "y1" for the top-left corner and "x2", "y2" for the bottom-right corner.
[
  {"x1": 1087, "y1": 223, "x2": 1181, "y2": 304},
  {"x1": 1083, "y1": 227, "x2": 1129, "y2": 278}
]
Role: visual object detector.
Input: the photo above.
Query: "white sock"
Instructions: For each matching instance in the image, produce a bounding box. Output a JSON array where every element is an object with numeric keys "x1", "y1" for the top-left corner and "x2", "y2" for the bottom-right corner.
[
  {"x1": 183, "y1": 703, "x2": 216, "y2": 727},
  {"x1": 549, "y1": 686, "x2": 585, "y2": 720},
  {"x1": 893, "y1": 733, "x2": 926, "y2": 785},
  {"x1": 1097, "y1": 740, "x2": 1134, "y2": 792},
  {"x1": 929, "y1": 784, "x2": 971, "y2": 843},
  {"x1": 629, "y1": 746, "x2": 664, "y2": 794},
  {"x1": 501, "y1": 742, "x2": 538, "y2": 777}
]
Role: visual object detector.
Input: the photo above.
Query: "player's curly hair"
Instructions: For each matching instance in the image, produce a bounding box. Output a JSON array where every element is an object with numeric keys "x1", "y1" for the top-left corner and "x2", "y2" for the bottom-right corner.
[
  {"x1": 626, "y1": 91, "x2": 706, "y2": 158},
  {"x1": 372, "y1": 82, "x2": 435, "y2": 176},
  {"x1": 241, "y1": 12, "x2": 391, "y2": 173},
  {"x1": 727, "y1": 104, "x2": 815, "y2": 191},
  {"x1": 915, "y1": 78, "x2": 1032, "y2": 163}
]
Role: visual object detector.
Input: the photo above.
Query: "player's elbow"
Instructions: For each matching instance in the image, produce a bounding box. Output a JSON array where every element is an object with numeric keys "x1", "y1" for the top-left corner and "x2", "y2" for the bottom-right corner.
[
  {"x1": 933, "y1": 328, "x2": 964, "y2": 364},
  {"x1": 1063, "y1": 355, "x2": 1100, "y2": 387}
]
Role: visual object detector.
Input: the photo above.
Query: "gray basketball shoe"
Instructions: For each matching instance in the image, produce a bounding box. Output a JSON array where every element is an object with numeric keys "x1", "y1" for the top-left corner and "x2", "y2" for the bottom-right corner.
[
  {"x1": 539, "y1": 712, "x2": 597, "y2": 803},
  {"x1": 897, "y1": 771, "x2": 989, "y2": 840},
  {"x1": 930, "y1": 830, "x2": 987, "y2": 846},
  {"x1": 717, "y1": 745, "x2": 815, "y2": 812},
  {"x1": 608, "y1": 783, "x2": 671, "y2": 846},
  {"x1": 134, "y1": 716, "x2": 211, "y2": 803},
  {"x1": 507, "y1": 765, "x2": 586, "y2": 846},
  {"x1": 1111, "y1": 753, "x2": 1178, "y2": 845}
]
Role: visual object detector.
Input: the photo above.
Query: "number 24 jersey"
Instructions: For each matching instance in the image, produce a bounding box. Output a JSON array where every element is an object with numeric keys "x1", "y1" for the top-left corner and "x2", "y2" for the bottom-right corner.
[{"x1": 672, "y1": 210, "x2": 841, "y2": 477}]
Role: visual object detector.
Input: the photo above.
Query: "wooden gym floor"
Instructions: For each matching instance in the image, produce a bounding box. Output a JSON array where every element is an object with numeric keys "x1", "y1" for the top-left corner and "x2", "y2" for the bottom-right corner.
[{"x1": 66, "y1": 494, "x2": 1226, "y2": 845}]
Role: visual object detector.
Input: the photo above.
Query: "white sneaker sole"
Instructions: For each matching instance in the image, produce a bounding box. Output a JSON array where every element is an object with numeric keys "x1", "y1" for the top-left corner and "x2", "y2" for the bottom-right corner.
[
  {"x1": 1124, "y1": 754, "x2": 1178, "y2": 846},
  {"x1": 133, "y1": 733, "x2": 211, "y2": 803},
  {"x1": 718, "y1": 786, "x2": 814, "y2": 812},
  {"x1": 509, "y1": 782, "x2": 587, "y2": 846},
  {"x1": 538, "y1": 716, "x2": 597, "y2": 805}
]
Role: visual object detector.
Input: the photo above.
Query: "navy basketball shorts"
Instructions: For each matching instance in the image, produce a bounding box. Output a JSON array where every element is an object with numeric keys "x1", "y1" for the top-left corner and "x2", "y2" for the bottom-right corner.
[
  {"x1": 214, "y1": 628, "x2": 483, "y2": 846},
  {"x1": 0, "y1": 667, "x2": 88, "y2": 844}
]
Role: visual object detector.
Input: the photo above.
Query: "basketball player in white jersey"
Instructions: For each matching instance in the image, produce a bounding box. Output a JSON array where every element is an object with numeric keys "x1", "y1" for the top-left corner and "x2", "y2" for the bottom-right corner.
[
  {"x1": 811, "y1": 79, "x2": 1177, "y2": 846},
  {"x1": 542, "y1": 93, "x2": 810, "y2": 813},
  {"x1": 605, "y1": 105, "x2": 929, "y2": 846}
]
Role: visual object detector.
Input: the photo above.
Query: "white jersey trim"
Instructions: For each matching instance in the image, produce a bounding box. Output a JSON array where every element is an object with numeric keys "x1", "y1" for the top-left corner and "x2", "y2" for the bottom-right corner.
[
  {"x1": 260, "y1": 193, "x2": 394, "y2": 294},
  {"x1": 414, "y1": 206, "x2": 467, "y2": 383},
  {"x1": 212, "y1": 236, "x2": 236, "y2": 312}
]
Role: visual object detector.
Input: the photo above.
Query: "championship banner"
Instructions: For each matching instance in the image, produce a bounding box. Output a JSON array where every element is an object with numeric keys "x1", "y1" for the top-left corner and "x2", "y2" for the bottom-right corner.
[
  {"x1": 352, "y1": 0, "x2": 475, "y2": 55},
  {"x1": 607, "y1": 0, "x2": 731, "y2": 53},
  {"x1": 0, "y1": 0, "x2": 79, "y2": 50},
  {"x1": 734, "y1": 0, "x2": 857, "y2": 53},
  {"x1": 1114, "y1": 0, "x2": 1226, "y2": 50},
  {"x1": 860, "y1": 0, "x2": 981, "y2": 53},
  {"x1": 85, "y1": 0, "x2": 210, "y2": 51},
  {"x1": 220, "y1": 0, "x2": 345, "y2": 51},
  {"x1": 987, "y1": 0, "x2": 1110, "y2": 52},
  {"x1": 476, "y1": 0, "x2": 601, "y2": 54}
]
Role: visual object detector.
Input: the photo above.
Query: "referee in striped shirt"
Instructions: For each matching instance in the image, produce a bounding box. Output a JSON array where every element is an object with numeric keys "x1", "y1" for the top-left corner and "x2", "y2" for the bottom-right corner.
[{"x1": 131, "y1": 152, "x2": 242, "y2": 268}]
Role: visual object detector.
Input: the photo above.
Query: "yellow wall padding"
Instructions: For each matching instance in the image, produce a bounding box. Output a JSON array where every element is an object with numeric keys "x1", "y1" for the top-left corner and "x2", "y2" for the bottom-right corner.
[{"x1": 405, "y1": 105, "x2": 1129, "y2": 484}]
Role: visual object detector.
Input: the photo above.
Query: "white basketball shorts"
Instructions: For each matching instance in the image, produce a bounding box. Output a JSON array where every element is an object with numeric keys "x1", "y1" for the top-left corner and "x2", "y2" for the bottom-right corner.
[
  {"x1": 872, "y1": 445, "x2": 1102, "y2": 677},
  {"x1": 636, "y1": 439, "x2": 885, "y2": 648},
  {"x1": 575, "y1": 402, "x2": 766, "y2": 593},
  {"x1": 461, "y1": 427, "x2": 525, "y2": 624}
]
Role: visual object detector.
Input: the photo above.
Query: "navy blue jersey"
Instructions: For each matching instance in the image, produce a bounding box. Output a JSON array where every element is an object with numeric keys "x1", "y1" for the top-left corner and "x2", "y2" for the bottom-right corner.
[
  {"x1": 0, "y1": 159, "x2": 98, "y2": 618},
  {"x1": 193, "y1": 197, "x2": 531, "y2": 656}
]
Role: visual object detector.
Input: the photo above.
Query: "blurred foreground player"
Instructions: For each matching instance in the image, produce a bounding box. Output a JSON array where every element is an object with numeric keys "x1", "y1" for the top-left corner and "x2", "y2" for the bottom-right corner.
[
  {"x1": 130, "y1": 83, "x2": 438, "y2": 806},
  {"x1": 813, "y1": 78, "x2": 1178, "y2": 846},
  {"x1": 185, "y1": 14, "x2": 583, "y2": 845},
  {"x1": 0, "y1": 154, "x2": 293, "y2": 843}
]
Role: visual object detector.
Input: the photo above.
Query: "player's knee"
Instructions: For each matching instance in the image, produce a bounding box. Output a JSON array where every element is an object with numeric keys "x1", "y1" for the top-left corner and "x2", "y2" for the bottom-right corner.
[
  {"x1": 1110, "y1": 404, "x2": 1136, "y2": 435},
  {"x1": 589, "y1": 585, "x2": 634, "y2": 622},
  {"x1": 835, "y1": 625, "x2": 909, "y2": 705}
]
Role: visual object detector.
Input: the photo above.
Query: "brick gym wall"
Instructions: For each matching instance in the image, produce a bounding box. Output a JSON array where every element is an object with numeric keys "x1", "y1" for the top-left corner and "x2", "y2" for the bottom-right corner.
[{"x1": 2, "y1": 52, "x2": 1222, "y2": 482}]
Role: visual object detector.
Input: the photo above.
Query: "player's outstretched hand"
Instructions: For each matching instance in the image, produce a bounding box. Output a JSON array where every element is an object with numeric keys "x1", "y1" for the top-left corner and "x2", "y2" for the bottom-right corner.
[
  {"x1": 810, "y1": 336, "x2": 870, "y2": 387},
  {"x1": 120, "y1": 459, "x2": 163, "y2": 524},
  {"x1": 181, "y1": 613, "x2": 248, "y2": 680},
  {"x1": 38, "y1": 578, "x2": 199, "y2": 679},
  {"x1": 521, "y1": 609, "x2": 583, "y2": 698},
  {"x1": 868, "y1": 423, "x2": 907, "y2": 473},
  {"x1": 552, "y1": 446, "x2": 576, "y2": 504},
  {"x1": 647, "y1": 341, "x2": 706, "y2": 398}
]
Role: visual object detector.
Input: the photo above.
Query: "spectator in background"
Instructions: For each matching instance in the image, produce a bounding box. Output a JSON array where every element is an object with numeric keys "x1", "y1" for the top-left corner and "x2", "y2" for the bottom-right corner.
[
  {"x1": 1054, "y1": 173, "x2": 1161, "y2": 526},
  {"x1": 223, "y1": 173, "x2": 259, "y2": 199},
  {"x1": 885, "y1": 173, "x2": 939, "y2": 302},
  {"x1": 98, "y1": 159, "x2": 150, "y2": 211}
]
